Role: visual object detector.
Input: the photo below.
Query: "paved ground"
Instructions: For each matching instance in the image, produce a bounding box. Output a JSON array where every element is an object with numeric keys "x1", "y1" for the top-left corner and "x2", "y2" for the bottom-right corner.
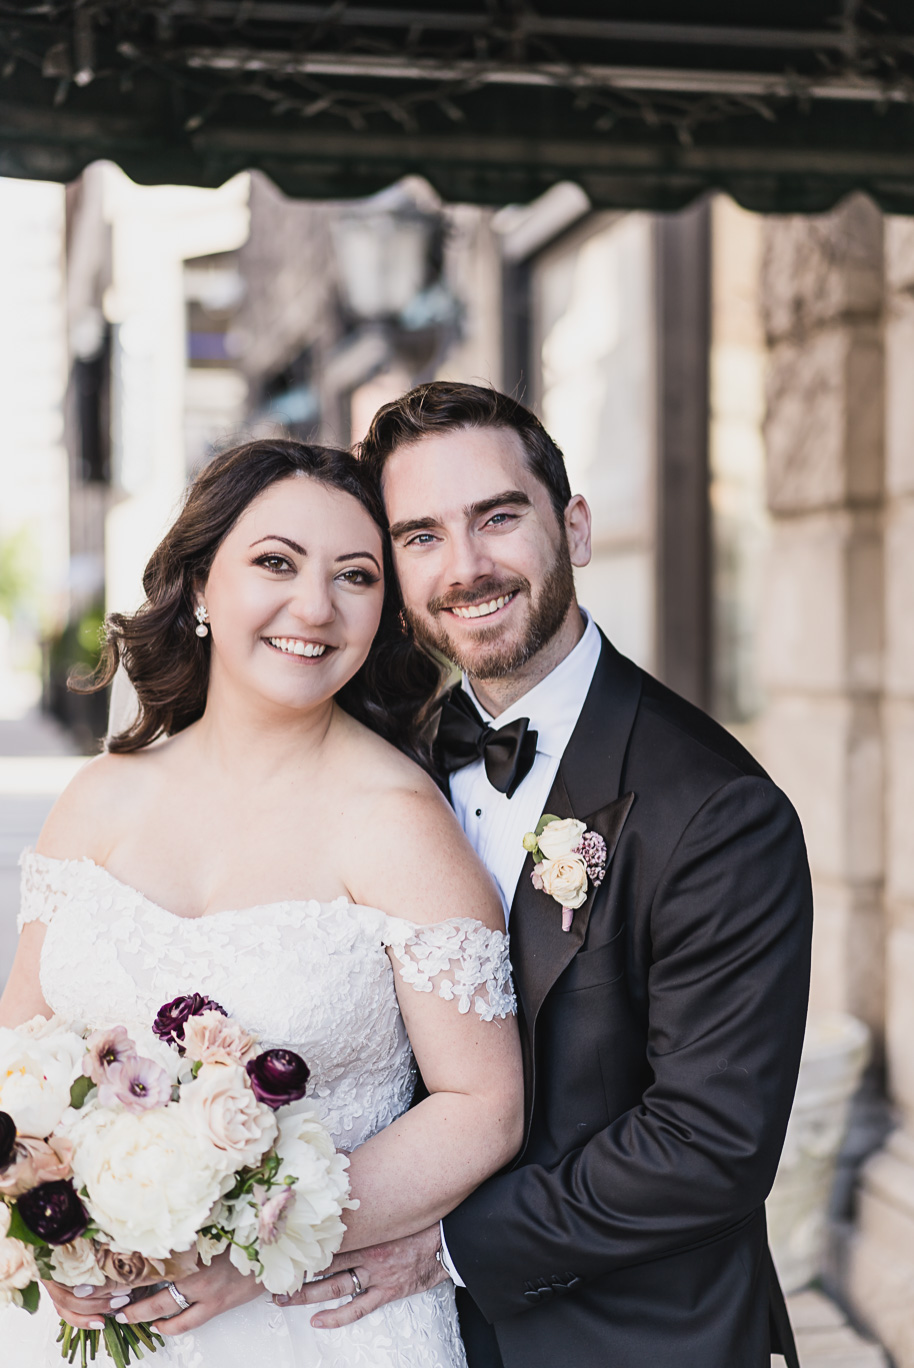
[{"x1": 777, "y1": 1290, "x2": 888, "y2": 1367}]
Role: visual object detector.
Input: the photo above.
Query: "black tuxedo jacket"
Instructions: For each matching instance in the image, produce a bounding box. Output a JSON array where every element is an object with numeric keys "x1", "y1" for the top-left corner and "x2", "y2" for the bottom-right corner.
[{"x1": 442, "y1": 635, "x2": 812, "y2": 1368}]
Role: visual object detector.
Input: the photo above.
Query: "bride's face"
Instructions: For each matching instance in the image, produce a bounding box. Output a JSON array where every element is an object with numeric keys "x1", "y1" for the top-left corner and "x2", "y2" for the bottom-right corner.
[{"x1": 201, "y1": 474, "x2": 385, "y2": 715}]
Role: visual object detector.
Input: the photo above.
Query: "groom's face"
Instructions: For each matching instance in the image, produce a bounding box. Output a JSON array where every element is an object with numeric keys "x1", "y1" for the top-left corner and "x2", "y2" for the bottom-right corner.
[{"x1": 382, "y1": 425, "x2": 582, "y2": 680}]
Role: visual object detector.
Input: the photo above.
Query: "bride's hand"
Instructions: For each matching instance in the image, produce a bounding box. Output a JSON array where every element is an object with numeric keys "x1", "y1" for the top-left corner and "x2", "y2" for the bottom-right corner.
[
  {"x1": 110, "y1": 1251, "x2": 262, "y2": 1336},
  {"x1": 42, "y1": 1277, "x2": 132, "y2": 1330}
]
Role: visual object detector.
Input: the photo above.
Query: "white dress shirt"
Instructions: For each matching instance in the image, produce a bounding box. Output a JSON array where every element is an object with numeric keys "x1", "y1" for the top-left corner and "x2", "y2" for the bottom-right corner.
[
  {"x1": 450, "y1": 609, "x2": 602, "y2": 921},
  {"x1": 440, "y1": 609, "x2": 602, "y2": 1284}
]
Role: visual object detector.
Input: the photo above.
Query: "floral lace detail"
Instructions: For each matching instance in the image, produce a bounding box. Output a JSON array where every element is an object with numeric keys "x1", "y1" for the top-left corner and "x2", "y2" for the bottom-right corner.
[
  {"x1": 2, "y1": 851, "x2": 499, "y2": 1367},
  {"x1": 17, "y1": 847, "x2": 75, "y2": 932},
  {"x1": 383, "y1": 917, "x2": 516, "y2": 1022}
]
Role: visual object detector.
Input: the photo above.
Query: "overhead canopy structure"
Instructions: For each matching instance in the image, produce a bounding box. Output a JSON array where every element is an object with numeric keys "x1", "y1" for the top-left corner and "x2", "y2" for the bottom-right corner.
[{"x1": 2, "y1": 2, "x2": 914, "y2": 212}]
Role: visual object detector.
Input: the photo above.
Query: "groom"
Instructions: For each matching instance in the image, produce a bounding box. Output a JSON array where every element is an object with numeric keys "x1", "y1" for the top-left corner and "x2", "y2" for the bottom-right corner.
[{"x1": 291, "y1": 382, "x2": 812, "y2": 1367}]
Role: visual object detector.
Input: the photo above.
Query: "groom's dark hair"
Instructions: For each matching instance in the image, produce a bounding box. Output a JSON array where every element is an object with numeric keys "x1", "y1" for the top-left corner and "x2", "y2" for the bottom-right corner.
[{"x1": 359, "y1": 381, "x2": 573, "y2": 524}]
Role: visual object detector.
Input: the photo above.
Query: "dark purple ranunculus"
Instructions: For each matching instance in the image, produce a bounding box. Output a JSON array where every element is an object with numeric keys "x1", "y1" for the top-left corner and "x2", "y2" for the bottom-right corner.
[
  {"x1": 246, "y1": 1049, "x2": 310, "y2": 1110},
  {"x1": 18, "y1": 1179, "x2": 89, "y2": 1245},
  {"x1": 152, "y1": 993, "x2": 227, "y2": 1050},
  {"x1": 0, "y1": 1111, "x2": 16, "y2": 1170}
]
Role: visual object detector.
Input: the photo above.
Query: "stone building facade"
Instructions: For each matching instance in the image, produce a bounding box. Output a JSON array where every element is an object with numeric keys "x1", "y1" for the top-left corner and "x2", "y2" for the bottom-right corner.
[{"x1": 758, "y1": 196, "x2": 914, "y2": 1366}]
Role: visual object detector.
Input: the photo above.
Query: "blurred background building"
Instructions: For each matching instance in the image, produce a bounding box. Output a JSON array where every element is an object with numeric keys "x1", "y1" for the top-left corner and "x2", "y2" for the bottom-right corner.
[{"x1": 1, "y1": 108, "x2": 913, "y2": 1368}]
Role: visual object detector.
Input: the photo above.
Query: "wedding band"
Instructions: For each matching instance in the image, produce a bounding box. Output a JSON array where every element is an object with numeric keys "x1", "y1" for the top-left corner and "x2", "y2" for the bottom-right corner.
[
  {"x1": 165, "y1": 1282, "x2": 191, "y2": 1312},
  {"x1": 348, "y1": 1269, "x2": 363, "y2": 1296}
]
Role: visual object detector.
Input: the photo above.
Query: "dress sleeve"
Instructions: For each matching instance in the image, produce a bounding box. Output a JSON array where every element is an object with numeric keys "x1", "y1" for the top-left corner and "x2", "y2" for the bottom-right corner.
[
  {"x1": 17, "y1": 850, "x2": 69, "y2": 934},
  {"x1": 382, "y1": 917, "x2": 516, "y2": 1023}
]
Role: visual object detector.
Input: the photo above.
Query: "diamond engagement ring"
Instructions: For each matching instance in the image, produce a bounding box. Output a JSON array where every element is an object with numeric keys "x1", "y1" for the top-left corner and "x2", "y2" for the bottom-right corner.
[
  {"x1": 348, "y1": 1269, "x2": 363, "y2": 1297},
  {"x1": 165, "y1": 1282, "x2": 191, "y2": 1312}
]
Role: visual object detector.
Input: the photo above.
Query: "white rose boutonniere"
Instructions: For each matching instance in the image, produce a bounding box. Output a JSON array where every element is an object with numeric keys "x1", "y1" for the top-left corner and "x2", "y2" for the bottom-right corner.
[{"x1": 522, "y1": 813, "x2": 609, "y2": 931}]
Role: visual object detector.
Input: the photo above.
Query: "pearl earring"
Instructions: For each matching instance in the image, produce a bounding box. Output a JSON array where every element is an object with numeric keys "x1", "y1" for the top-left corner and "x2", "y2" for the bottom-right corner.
[{"x1": 194, "y1": 604, "x2": 210, "y2": 638}]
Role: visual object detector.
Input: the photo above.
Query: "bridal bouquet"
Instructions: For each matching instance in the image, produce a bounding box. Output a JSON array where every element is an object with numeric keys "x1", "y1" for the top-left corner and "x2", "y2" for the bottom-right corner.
[{"x1": 0, "y1": 995, "x2": 353, "y2": 1365}]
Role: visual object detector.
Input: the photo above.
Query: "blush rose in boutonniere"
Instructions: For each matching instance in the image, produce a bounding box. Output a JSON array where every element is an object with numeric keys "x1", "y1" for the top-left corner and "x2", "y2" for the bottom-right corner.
[{"x1": 522, "y1": 814, "x2": 608, "y2": 931}]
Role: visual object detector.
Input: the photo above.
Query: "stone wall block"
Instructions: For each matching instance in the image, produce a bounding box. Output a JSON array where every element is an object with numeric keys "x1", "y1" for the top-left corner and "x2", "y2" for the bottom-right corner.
[
  {"x1": 849, "y1": 1133, "x2": 914, "y2": 1368},
  {"x1": 885, "y1": 215, "x2": 914, "y2": 294},
  {"x1": 760, "y1": 511, "x2": 882, "y2": 694},
  {"x1": 761, "y1": 195, "x2": 884, "y2": 343},
  {"x1": 765, "y1": 325, "x2": 883, "y2": 513},
  {"x1": 885, "y1": 700, "x2": 914, "y2": 903},
  {"x1": 886, "y1": 930, "x2": 914, "y2": 1118},
  {"x1": 809, "y1": 879, "x2": 885, "y2": 1033},
  {"x1": 759, "y1": 695, "x2": 882, "y2": 884},
  {"x1": 884, "y1": 293, "x2": 914, "y2": 496},
  {"x1": 885, "y1": 503, "x2": 914, "y2": 695}
]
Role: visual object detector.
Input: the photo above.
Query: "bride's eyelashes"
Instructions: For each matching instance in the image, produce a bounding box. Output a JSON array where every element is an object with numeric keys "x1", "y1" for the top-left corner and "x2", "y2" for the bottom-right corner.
[{"x1": 251, "y1": 552, "x2": 294, "y2": 574}]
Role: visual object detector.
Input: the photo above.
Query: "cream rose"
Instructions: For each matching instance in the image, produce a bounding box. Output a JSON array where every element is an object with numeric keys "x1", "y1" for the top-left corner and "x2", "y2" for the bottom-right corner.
[
  {"x1": 0, "y1": 1204, "x2": 10, "y2": 1237},
  {"x1": 0, "y1": 1027, "x2": 83, "y2": 1138},
  {"x1": 537, "y1": 854, "x2": 589, "y2": 909},
  {"x1": 0, "y1": 1236, "x2": 38, "y2": 1304},
  {"x1": 49, "y1": 1238, "x2": 106, "y2": 1288},
  {"x1": 181, "y1": 1012, "x2": 259, "y2": 1068},
  {"x1": 536, "y1": 818, "x2": 586, "y2": 861},
  {"x1": 179, "y1": 1063, "x2": 277, "y2": 1170},
  {"x1": 68, "y1": 1106, "x2": 228, "y2": 1259},
  {"x1": 0, "y1": 1135, "x2": 74, "y2": 1198}
]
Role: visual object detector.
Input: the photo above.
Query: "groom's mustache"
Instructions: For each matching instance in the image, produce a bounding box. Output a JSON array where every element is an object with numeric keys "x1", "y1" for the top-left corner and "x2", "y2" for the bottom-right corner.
[{"x1": 427, "y1": 577, "x2": 530, "y2": 616}]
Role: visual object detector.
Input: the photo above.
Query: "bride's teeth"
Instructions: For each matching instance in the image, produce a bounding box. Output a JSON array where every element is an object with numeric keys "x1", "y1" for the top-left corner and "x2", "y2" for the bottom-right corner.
[{"x1": 269, "y1": 638, "x2": 327, "y2": 657}]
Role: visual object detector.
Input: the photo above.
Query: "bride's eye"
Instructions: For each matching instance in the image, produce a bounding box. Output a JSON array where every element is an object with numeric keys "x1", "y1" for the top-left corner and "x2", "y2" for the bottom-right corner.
[
  {"x1": 252, "y1": 553, "x2": 293, "y2": 574},
  {"x1": 336, "y1": 567, "x2": 379, "y2": 586}
]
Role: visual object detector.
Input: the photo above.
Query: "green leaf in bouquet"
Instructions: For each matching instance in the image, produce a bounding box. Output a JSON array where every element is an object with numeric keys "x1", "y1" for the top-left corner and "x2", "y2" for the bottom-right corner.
[
  {"x1": 534, "y1": 814, "x2": 560, "y2": 837},
  {"x1": 19, "y1": 1279, "x2": 41, "y2": 1313},
  {"x1": 102, "y1": 1321, "x2": 128, "y2": 1368},
  {"x1": 7, "y1": 1203, "x2": 50, "y2": 1249},
  {"x1": 70, "y1": 1075, "x2": 94, "y2": 1110},
  {"x1": 190, "y1": 1060, "x2": 203, "y2": 1079}
]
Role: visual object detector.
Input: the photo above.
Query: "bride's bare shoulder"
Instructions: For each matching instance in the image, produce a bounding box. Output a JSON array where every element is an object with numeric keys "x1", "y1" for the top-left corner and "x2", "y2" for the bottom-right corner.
[{"x1": 35, "y1": 739, "x2": 177, "y2": 862}]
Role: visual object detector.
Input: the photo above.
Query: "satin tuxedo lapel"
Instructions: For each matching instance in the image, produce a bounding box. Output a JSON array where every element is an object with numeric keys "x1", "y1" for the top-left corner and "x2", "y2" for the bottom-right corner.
[{"x1": 507, "y1": 635, "x2": 642, "y2": 1138}]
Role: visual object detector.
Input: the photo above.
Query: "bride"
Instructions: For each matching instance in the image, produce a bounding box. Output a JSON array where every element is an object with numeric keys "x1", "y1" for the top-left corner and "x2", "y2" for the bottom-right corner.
[{"x1": 0, "y1": 438, "x2": 523, "y2": 1367}]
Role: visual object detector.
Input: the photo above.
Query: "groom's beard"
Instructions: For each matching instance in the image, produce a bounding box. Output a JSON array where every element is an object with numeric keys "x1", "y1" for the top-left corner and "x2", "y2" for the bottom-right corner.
[{"x1": 403, "y1": 538, "x2": 576, "y2": 681}]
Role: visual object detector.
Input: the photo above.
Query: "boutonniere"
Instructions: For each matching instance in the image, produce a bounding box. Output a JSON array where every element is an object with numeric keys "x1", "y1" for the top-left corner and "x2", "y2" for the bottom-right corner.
[{"x1": 521, "y1": 815, "x2": 608, "y2": 932}]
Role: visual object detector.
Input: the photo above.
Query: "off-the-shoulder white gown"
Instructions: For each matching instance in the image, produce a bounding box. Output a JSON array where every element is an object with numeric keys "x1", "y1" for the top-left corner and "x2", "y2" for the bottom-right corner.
[{"x1": 2, "y1": 851, "x2": 516, "y2": 1367}]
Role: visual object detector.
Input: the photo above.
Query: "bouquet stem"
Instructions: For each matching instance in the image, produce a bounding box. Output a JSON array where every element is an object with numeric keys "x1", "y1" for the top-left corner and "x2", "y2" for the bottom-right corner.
[{"x1": 57, "y1": 1320, "x2": 165, "y2": 1365}]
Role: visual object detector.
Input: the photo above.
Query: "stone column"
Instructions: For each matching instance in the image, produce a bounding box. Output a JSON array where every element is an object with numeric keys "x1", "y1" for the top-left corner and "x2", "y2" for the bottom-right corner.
[
  {"x1": 843, "y1": 217, "x2": 914, "y2": 1368},
  {"x1": 758, "y1": 194, "x2": 885, "y2": 1041}
]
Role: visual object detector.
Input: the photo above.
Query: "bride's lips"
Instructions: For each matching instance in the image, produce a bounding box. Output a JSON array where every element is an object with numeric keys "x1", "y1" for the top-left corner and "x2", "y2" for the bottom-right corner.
[
  {"x1": 441, "y1": 591, "x2": 518, "y2": 623},
  {"x1": 263, "y1": 636, "x2": 335, "y2": 660}
]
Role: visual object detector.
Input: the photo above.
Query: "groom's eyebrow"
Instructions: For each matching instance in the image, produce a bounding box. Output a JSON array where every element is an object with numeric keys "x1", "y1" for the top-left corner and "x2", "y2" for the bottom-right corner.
[{"x1": 389, "y1": 490, "x2": 531, "y2": 542}]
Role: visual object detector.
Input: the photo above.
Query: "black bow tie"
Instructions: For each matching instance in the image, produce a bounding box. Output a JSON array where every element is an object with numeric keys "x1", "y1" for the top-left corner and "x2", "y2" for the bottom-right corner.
[{"x1": 437, "y1": 688, "x2": 538, "y2": 799}]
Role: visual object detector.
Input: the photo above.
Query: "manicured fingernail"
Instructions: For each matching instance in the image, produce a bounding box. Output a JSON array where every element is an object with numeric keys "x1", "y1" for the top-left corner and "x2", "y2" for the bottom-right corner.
[
  {"x1": 88, "y1": 1321, "x2": 105, "y2": 1330},
  {"x1": 110, "y1": 1296, "x2": 131, "y2": 1310},
  {"x1": 73, "y1": 1286, "x2": 96, "y2": 1298},
  {"x1": 273, "y1": 1294, "x2": 290, "y2": 1305},
  {"x1": 115, "y1": 1313, "x2": 128, "y2": 1325}
]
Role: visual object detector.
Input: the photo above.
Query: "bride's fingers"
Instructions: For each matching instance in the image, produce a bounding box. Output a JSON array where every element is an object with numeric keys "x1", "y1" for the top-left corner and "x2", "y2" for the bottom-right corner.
[
  {"x1": 114, "y1": 1288, "x2": 180, "y2": 1326},
  {"x1": 310, "y1": 1285, "x2": 386, "y2": 1330}
]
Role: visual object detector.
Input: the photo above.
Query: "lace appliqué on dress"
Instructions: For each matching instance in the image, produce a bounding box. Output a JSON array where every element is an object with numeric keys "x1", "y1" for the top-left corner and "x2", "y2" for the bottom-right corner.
[
  {"x1": 17, "y1": 848, "x2": 74, "y2": 933},
  {"x1": 383, "y1": 918, "x2": 516, "y2": 1022}
]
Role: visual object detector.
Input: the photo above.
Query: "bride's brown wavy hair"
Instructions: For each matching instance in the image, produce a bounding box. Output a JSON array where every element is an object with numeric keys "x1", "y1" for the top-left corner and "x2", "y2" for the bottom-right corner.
[{"x1": 75, "y1": 438, "x2": 444, "y2": 768}]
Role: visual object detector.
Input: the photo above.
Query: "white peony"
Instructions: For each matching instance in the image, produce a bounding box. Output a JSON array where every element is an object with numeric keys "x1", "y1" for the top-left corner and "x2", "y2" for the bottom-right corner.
[
  {"x1": 0, "y1": 1236, "x2": 38, "y2": 1306},
  {"x1": 226, "y1": 1104, "x2": 354, "y2": 1294},
  {"x1": 0, "y1": 1203, "x2": 9, "y2": 1237},
  {"x1": 0, "y1": 1026, "x2": 84, "y2": 1138},
  {"x1": 68, "y1": 1105, "x2": 229, "y2": 1259},
  {"x1": 536, "y1": 818, "x2": 586, "y2": 861},
  {"x1": 179, "y1": 1063, "x2": 277, "y2": 1171},
  {"x1": 49, "y1": 1238, "x2": 106, "y2": 1288}
]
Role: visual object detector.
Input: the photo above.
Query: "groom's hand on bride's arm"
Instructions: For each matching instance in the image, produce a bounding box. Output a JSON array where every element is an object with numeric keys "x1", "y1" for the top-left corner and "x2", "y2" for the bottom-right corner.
[{"x1": 276, "y1": 1224, "x2": 446, "y2": 1329}]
